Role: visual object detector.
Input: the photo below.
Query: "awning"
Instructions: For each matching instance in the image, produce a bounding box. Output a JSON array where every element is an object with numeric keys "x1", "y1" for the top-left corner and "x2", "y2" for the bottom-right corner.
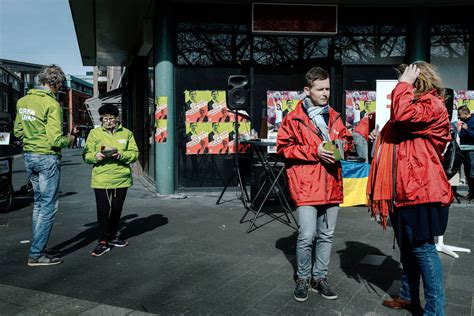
[{"x1": 85, "y1": 88, "x2": 123, "y2": 126}]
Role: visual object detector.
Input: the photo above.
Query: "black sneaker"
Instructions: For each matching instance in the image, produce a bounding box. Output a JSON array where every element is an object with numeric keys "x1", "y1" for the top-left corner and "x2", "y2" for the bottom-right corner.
[
  {"x1": 91, "y1": 242, "x2": 111, "y2": 257},
  {"x1": 310, "y1": 278, "x2": 338, "y2": 300},
  {"x1": 27, "y1": 255, "x2": 63, "y2": 266},
  {"x1": 108, "y1": 238, "x2": 128, "y2": 247},
  {"x1": 293, "y1": 278, "x2": 309, "y2": 302}
]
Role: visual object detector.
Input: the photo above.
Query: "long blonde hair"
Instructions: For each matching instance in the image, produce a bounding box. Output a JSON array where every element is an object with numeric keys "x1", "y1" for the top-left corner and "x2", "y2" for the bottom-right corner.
[{"x1": 397, "y1": 61, "x2": 445, "y2": 98}]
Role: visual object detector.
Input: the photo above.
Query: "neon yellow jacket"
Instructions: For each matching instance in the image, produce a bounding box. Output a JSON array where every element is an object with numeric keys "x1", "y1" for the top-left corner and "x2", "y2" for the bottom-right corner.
[
  {"x1": 83, "y1": 124, "x2": 139, "y2": 189},
  {"x1": 14, "y1": 88, "x2": 70, "y2": 155}
]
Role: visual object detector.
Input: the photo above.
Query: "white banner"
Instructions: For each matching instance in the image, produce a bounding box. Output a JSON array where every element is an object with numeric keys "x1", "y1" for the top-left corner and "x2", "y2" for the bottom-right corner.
[{"x1": 375, "y1": 80, "x2": 398, "y2": 132}]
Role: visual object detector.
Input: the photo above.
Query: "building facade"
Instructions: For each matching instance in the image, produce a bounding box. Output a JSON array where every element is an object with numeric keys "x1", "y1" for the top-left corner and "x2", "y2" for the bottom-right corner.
[
  {"x1": 58, "y1": 75, "x2": 94, "y2": 140},
  {"x1": 70, "y1": 0, "x2": 474, "y2": 193}
]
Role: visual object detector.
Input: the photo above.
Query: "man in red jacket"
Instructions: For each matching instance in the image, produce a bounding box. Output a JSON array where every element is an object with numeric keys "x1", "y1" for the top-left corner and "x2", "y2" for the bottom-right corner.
[{"x1": 277, "y1": 67, "x2": 352, "y2": 302}]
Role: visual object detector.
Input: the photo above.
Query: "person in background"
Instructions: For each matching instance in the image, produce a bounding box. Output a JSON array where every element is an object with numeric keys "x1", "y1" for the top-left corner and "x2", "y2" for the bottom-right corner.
[
  {"x1": 458, "y1": 105, "x2": 474, "y2": 202},
  {"x1": 14, "y1": 64, "x2": 75, "y2": 266},
  {"x1": 70, "y1": 126, "x2": 80, "y2": 148},
  {"x1": 368, "y1": 62, "x2": 453, "y2": 315},
  {"x1": 352, "y1": 112, "x2": 376, "y2": 162},
  {"x1": 83, "y1": 104, "x2": 139, "y2": 257},
  {"x1": 277, "y1": 66, "x2": 352, "y2": 302}
]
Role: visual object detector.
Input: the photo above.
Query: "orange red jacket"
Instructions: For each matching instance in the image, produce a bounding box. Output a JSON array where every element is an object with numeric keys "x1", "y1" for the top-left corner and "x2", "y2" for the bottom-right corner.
[
  {"x1": 277, "y1": 101, "x2": 352, "y2": 206},
  {"x1": 354, "y1": 112, "x2": 376, "y2": 141},
  {"x1": 390, "y1": 82, "x2": 453, "y2": 207}
]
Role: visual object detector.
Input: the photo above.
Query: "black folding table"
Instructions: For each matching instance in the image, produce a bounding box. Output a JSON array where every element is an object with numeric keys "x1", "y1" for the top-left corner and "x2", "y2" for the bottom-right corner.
[{"x1": 240, "y1": 139, "x2": 297, "y2": 232}]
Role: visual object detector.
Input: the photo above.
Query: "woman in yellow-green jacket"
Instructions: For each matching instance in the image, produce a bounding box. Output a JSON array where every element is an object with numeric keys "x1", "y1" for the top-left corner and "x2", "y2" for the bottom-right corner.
[{"x1": 83, "y1": 104, "x2": 139, "y2": 257}]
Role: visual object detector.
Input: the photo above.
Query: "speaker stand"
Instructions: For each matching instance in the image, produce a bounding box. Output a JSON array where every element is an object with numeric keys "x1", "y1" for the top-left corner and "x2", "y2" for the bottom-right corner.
[{"x1": 216, "y1": 111, "x2": 250, "y2": 208}]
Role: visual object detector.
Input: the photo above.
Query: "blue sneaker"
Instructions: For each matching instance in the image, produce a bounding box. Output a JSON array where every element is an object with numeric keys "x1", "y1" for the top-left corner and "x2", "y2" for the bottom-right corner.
[{"x1": 293, "y1": 278, "x2": 309, "y2": 302}]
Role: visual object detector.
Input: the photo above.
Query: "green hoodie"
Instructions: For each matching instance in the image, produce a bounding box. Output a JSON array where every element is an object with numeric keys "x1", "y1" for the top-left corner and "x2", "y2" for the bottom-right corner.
[
  {"x1": 14, "y1": 88, "x2": 70, "y2": 155},
  {"x1": 83, "y1": 124, "x2": 139, "y2": 189}
]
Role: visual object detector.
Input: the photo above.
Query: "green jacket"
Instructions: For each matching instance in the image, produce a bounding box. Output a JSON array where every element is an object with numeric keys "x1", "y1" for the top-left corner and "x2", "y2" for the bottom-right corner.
[
  {"x1": 14, "y1": 88, "x2": 70, "y2": 155},
  {"x1": 83, "y1": 124, "x2": 139, "y2": 189}
]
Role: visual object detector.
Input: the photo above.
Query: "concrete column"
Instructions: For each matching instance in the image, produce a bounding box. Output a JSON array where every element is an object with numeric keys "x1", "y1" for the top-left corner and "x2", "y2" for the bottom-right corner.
[
  {"x1": 154, "y1": 0, "x2": 175, "y2": 194},
  {"x1": 406, "y1": 9, "x2": 431, "y2": 63}
]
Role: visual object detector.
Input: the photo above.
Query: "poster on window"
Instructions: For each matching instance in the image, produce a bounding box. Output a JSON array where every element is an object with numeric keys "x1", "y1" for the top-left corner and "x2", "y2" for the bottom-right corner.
[
  {"x1": 155, "y1": 96, "x2": 168, "y2": 143},
  {"x1": 184, "y1": 90, "x2": 251, "y2": 155},
  {"x1": 345, "y1": 91, "x2": 376, "y2": 129},
  {"x1": 454, "y1": 90, "x2": 474, "y2": 112},
  {"x1": 266, "y1": 91, "x2": 304, "y2": 153},
  {"x1": 155, "y1": 119, "x2": 168, "y2": 143},
  {"x1": 267, "y1": 91, "x2": 304, "y2": 134}
]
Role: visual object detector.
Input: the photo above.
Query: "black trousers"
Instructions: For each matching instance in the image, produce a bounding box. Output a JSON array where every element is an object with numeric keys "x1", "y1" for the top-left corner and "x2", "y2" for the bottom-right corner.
[{"x1": 94, "y1": 188, "x2": 128, "y2": 242}]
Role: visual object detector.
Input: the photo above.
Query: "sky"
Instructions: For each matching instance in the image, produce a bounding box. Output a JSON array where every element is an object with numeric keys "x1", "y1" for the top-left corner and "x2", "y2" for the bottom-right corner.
[{"x1": 0, "y1": 0, "x2": 92, "y2": 76}]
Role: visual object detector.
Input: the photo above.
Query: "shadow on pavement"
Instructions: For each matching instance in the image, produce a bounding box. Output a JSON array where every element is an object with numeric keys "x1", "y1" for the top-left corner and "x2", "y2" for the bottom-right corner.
[
  {"x1": 2, "y1": 191, "x2": 77, "y2": 214},
  {"x1": 275, "y1": 232, "x2": 298, "y2": 279},
  {"x1": 51, "y1": 213, "x2": 168, "y2": 256},
  {"x1": 119, "y1": 213, "x2": 168, "y2": 240},
  {"x1": 337, "y1": 241, "x2": 402, "y2": 297}
]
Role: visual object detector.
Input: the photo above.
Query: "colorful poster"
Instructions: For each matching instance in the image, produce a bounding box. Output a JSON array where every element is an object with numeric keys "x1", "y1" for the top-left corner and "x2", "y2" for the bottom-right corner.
[
  {"x1": 345, "y1": 91, "x2": 376, "y2": 129},
  {"x1": 454, "y1": 90, "x2": 474, "y2": 112},
  {"x1": 155, "y1": 96, "x2": 168, "y2": 143},
  {"x1": 267, "y1": 91, "x2": 304, "y2": 133},
  {"x1": 155, "y1": 119, "x2": 168, "y2": 143},
  {"x1": 184, "y1": 90, "x2": 251, "y2": 155}
]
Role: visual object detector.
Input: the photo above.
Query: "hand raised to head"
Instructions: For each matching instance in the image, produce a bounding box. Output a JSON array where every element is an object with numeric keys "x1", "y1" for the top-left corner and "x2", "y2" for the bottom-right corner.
[{"x1": 398, "y1": 64, "x2": 420, "y2": 85}]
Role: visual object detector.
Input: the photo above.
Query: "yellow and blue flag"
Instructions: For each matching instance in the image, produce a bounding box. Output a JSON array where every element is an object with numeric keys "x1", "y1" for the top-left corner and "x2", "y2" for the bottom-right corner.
[{"x1": 340, "y1": 161, "x2": 370, "y2": 207}]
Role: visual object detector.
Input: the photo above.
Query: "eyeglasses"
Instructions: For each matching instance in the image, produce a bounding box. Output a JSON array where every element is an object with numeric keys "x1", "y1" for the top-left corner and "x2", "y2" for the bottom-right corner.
[{"x1": 102, "y1": 116, "x2": 116, "y2": 122}]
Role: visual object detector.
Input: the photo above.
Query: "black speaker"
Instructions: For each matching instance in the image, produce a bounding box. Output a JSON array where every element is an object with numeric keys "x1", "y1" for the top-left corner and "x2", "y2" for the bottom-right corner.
[
  {"x1": 444, "y1": 88, "x2": 454, "y2": 121},
  {"x1": 250, "y1": 163, "x2": 289, "y2": 207},
  {"x1": 226, "y1": 75, "x2": 249, "y2": 110}
]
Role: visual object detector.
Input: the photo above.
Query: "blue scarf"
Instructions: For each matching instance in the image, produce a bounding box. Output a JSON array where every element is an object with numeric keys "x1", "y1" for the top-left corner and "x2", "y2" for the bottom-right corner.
[{"x1": 304, "y1": 98, "x2": 330, "y2": 141}]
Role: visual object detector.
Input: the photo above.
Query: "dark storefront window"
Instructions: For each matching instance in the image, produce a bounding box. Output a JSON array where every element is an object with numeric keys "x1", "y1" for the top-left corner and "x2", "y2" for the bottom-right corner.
[
  {"x1": 431, "y1": 24, "x2": 468, "y2": 58},
  {"x1": 252, "y1": 36, "x2": 299, "y2": 65},
  {"x1": 304, "y1": 37, "x2": 330, "y2": 59},
  {"x1": 334, "y1": 25, "x2": 406, "y2": 62}
]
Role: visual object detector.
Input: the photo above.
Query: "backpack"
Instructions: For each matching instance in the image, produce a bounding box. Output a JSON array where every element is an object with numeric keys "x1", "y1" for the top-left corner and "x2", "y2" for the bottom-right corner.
[{"x1": 442, "y1": 136, "x2": 463, "y2": 180}]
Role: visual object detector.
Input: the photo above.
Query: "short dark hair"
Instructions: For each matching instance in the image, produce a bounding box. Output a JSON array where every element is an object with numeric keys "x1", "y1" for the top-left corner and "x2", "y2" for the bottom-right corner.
[
  {"x1": 38, "y1": 64, "x2": 65, "y2": 87},
  {"x1": 98, "y1": 104, "x2": 119, "y2": 117},
  {"x1": 458, "y1": 105, "x2": 471, "y2": 115},
  {"x1": 305, "y1": 67, "x2": 329, "y2": 87}
]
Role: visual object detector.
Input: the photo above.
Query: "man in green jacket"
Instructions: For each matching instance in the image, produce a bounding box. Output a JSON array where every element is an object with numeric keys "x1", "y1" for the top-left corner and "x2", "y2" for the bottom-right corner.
[{"x1": 14, "y1": 65, "x2": 74, "y2": 266}]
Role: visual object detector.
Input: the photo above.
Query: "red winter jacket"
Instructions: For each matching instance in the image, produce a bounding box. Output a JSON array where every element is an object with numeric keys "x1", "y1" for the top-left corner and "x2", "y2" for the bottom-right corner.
[
  {"x1": 390, "y1": 82, "x2": 453, "y2": 207},
  {"x1": 354, "y1": 112, "x2": 376, "y2": 141},
  {"x1": 277, "y1": 102, "x2": 352, "y2": 206}
]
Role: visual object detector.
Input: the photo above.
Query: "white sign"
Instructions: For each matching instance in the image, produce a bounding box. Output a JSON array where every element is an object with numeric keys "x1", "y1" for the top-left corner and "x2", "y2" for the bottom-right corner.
[
  {"x1": 0, "y1": 132, "x2": 10, "y2": 145},
  {"x1": 375, "y1": 80, "x2": 398, "y2": 132}
]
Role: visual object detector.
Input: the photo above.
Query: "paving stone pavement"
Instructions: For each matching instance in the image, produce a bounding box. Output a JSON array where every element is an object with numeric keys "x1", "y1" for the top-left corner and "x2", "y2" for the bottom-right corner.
[{"x1": 0, "y1": 149, "x2": 472, "y2": 315}]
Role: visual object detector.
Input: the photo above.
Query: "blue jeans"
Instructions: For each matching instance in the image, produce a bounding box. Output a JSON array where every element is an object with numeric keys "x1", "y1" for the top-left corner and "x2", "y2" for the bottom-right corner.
[
  {"x1": 296, "y1": 205, "x2": 338, "y2": 280},
  {"x1": 24, "y1": 153, "x2": 61, "y2": 259},
  {"x1": 396, "y1": 214, "x2": 445, "y2": 315},
  {"x1": 462, "y1": 150, "x2": 474, "y2": 194},
  {"x1": 353, "y1": 131, "x2": 369, "y2": 162}
]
